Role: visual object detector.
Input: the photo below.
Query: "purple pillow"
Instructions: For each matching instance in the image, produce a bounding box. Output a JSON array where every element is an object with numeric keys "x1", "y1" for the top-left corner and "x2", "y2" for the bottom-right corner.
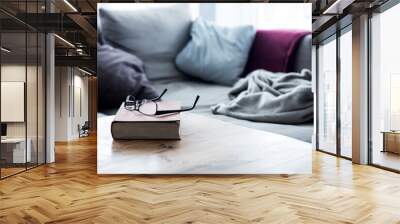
[{"x1": 243, "y1": 30, "x2": 310, "y2": 76}]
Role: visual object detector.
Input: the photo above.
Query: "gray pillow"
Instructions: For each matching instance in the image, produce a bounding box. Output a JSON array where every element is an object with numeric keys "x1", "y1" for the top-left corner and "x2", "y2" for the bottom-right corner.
[
  {"x1": 175, "y1": 18, "x2": 256, "y2": 86},
  {"x1": 98, "y1": 44, "x2": 158, "y2": 110},
  {"x1": 99, "y1": 4, "x2": 191, "y2": 80}
]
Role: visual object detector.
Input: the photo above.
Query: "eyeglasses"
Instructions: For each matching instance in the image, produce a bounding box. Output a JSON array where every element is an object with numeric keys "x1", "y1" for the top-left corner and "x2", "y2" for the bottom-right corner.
[{"x1": 124, "y1": 89, "x2": 200, "y2": 116}]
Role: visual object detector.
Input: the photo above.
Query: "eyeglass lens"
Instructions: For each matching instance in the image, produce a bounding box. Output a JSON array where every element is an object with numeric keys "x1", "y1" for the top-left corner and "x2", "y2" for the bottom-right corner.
[{"x1": 138, "y1": 101, "x2": 157, "y2": 115}]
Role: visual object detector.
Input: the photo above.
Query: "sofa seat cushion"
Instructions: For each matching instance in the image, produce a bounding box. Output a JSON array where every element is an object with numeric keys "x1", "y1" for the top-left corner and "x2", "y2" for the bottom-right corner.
[
  {"x1": 152, "y1": 77, "x2": 231, "y2": 108},
  {"x1": 151, "y1": 78, "x2": 313, "y2": 143}
]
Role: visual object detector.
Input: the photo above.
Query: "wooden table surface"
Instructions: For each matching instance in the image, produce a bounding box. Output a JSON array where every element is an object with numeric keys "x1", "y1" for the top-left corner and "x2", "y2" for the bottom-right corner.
[{"x1": 97, "y1": 113, "x2": 311, "y2": 174}]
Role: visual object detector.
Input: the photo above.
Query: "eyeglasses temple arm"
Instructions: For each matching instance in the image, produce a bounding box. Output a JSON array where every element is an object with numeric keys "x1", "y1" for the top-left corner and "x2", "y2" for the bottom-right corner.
[
  {"x1": 154, "y1": 96, "x2": 200, "y2": 115},
  {"x1": 183, "y1": 95, "x2": 200, "y2": 111},
  {"x1": 152, "y1": 89, "x2": 168, "y2": 101}
]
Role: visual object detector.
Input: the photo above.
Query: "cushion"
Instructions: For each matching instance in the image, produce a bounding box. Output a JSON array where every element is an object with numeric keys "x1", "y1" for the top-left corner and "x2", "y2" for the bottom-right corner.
[
  {"x1": 287, "y1": 34, "x2": 312, "y2": 73},
  {"x1": 99, "y1": 4, "x2": 191, "y2": 80},
  {"x1": 97, "y1": 44, "x2": 158, "y2": 110},
  {"x1": 243, "y1": 30, "x2": 310, "y2": 75},
  {"x1": 175, "y1": 18, "x2": 256, "y2": 86}
]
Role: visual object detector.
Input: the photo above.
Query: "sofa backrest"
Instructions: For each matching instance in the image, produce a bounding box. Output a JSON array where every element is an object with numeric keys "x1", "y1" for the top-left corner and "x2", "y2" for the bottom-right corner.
[
  {"x1": 98, "y1": 4, "x2": 191, "y2": 81},
  {"x1": 287, "y1": 34, "x2": 311, "y2": 73},
  {"x1": 97, "y1": 7, "x2": 312, "y2": 77}
]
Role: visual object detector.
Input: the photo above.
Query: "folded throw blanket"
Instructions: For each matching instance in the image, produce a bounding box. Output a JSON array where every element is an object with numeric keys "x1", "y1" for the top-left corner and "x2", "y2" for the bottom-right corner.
[
  {"x1": 98, "y1": 44, "x2": 158, "y2": 110},
  {"x1": 211, "y1": 69, "x2": 313, "y2": 124}
]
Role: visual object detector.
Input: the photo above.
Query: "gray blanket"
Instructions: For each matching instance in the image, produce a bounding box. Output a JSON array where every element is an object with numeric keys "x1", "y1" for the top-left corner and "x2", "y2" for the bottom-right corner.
[{"x1": 211, "y1": 69, "x2": 313, "y2": 124}]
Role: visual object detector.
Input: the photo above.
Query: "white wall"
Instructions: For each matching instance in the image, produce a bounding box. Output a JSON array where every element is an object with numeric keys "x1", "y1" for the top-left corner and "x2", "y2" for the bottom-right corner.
[
  {"x1": 1, "y1": 82, "x2": 25, "y2": 122},
  {"x1": 55, "y1": 66, "x2": 69, "y2": 141},
  {"x1": 55, "y1": 67, "x2": 89, "y2": 141},
  {"x1": 1, "y1": 65, "x2": 42, "y2": 138},
  {"x1": 1, "y1": 65, "x2": 26, "y2": 139},
  {"x1": 71, "y1": 73, "x2": 89, "y2": 138},
  {"x1": 1, "y1": 63, "x2": 46, "y2": 164}
]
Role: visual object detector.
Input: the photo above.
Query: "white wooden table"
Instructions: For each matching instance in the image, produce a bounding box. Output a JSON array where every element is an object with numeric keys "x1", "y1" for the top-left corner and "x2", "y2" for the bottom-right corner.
[{"x1": 97, "y1": 113, "x2": 311, "y2": 174}]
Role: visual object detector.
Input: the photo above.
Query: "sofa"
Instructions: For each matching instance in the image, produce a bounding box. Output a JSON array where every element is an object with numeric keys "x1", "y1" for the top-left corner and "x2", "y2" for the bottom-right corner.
[{"x1": 97, "y1": 4, "x2": 313, "y2": 143}]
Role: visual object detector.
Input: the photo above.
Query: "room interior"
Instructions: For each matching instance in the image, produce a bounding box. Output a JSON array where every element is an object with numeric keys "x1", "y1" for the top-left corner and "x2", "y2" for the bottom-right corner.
[
  {"x1": 314, "y1": 0, "x2": 400, "y2": 171},
  {"x1": 97, "y1": 3, "x2": 313, "y2": 174},
  {"x1": 1, "y1": 0, "x2": 400, "y2": 222},
  {"x1": 0, "y1": 0, "x2": 97, "y2": 179},
  {"x1": 0, "y1": 23, "x2": 46, "y2": 178}
]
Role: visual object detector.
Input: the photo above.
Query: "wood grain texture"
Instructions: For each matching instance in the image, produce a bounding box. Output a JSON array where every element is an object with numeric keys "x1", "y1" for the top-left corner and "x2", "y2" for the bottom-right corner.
[
  {"x1": 98, "y1": 113, "x2": 311, "y2": 174},
  {"x1": 1, "y1": 135, "x2": 400, "y2": 223}
]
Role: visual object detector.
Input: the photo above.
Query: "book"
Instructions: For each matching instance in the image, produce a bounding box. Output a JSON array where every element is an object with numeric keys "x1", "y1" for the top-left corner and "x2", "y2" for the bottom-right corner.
[{"x1": 111, "y1": 101, "x2": 180, "y2": 140}]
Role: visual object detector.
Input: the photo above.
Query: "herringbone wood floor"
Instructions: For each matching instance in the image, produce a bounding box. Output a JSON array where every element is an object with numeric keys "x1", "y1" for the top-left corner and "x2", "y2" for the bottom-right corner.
[{"x1": 1, "y1": 135, "x2": 400, "y2": 224}]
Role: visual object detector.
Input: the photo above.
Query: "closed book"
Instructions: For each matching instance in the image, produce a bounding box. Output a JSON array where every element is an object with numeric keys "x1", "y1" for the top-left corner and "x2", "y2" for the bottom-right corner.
[{"x1": 111, "y1": 101, "x2": 180, "y2": 140}]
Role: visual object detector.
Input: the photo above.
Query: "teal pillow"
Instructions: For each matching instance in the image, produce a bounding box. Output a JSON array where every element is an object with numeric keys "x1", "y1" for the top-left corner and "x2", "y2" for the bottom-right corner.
[{"x1": 176, "y1": 18, "x2": 256, "y2": 86}]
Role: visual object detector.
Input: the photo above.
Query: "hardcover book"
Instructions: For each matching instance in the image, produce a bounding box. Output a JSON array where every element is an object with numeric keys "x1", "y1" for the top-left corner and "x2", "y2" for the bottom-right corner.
[{"x1": 111, "y1": 101, "x2": 181, "y2": 140}]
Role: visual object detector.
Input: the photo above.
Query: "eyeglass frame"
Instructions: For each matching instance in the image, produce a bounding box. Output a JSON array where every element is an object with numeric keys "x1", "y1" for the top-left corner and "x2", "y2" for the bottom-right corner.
[{"x1": 124, "y1": 89, "x2": 200, "y2": 116}]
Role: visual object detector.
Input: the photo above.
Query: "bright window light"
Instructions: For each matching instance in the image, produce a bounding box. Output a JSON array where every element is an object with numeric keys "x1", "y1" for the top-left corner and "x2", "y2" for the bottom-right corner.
[
  {"x1": 213, "y1": 3, "x2": 311, "y2": 31},
  {"x1": 98, "y1": 3, "x2": 311, "y2": 31}
]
